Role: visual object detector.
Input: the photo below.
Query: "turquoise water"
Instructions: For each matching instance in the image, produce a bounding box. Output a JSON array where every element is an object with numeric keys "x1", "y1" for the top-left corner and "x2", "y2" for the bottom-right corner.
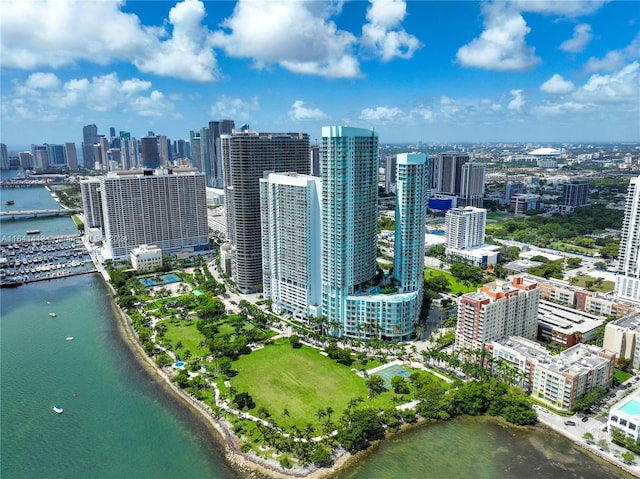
[
  {"x1": 619, "y1": 397, "x2": 640, "y2": 416},
  {"x1": 0, "y1": 275, "x2": 237, "y2": 479}
]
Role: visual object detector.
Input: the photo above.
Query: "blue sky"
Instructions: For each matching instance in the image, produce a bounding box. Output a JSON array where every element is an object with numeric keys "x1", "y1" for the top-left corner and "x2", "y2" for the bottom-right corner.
[{"x1": 1, "y1": 0, "x2": 638, "y2": 147}]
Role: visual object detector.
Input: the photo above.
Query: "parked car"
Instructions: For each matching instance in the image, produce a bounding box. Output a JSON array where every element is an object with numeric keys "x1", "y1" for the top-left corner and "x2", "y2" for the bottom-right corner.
[
  {"x1": 581, "y1": 416, "x2": 589, "y2": 422},
  {"x1": 564, "y1": 420, "x2": 576, "y2": 426}
]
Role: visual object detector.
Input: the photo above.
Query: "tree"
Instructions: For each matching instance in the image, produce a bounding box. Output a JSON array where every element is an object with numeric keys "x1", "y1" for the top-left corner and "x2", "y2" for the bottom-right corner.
[
  {"x1": 391, "y1": 376, "x2": 410, "y2": 395},
  {"x1": 233, "y1": 392, "x2": 255, "y2": 410},
  {"x1": 566, "y1": 257, "x2": 582, "y2": 268},
  {"x1": 336, "y1": 408, "x2": 385, "y2": 453},
  {"x1": 289, "y1": 334, "x2": 302, "y2": 349},
  {"x1": 621, "y1": 451, "x2": 635, "y2": 464},
  {"x1": 582, "y1": 432, "x2": 594, "y2": 443},
  {"x1": 367, "y1": 374, "x2": 387, "y2": 398}
]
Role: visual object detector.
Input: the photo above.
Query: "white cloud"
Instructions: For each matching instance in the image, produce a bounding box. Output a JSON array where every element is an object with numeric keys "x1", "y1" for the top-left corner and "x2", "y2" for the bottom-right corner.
[
  {"x1": 361, "y1": 0, "x2": 421, "y2": 62},
  {"x1": 409, "y1": 107, "x2": 434, "y2": 122},
  {"x1": 540, "y1": 74, "x2": 576, "y2": 94},
  {"x1": 288, "y1": 101, "x2": 327, "y2": 121},
  {"x1": 359, "y1": 106, "x2": 403, "y2": 122},
  {"x1": 456, "y1": 3, "x2": 539, "y2": 72},
  {"x1": 573, "y1": 61, "x2": 640, "y2": 104},
  {"x1": 212, "y1": 0, "x2": 360, "y2": 78},
  {"x1": 508, "y1": 89, "x2": 526, "y2": 111},
  {"x1": 0, "y1": 0, "x2": 219, "y2": 82},
  {"x1": 584, "y1": 33, "x2": 640, "y2": 72},
  {"x1": 2, "y1": 72, "x2": 173, "y2": 121},
  {"x1": 514, "y1": 1, "x2": 607, "y2": 17},
  {"x1": 210, "y1": 95, "x2": 260, "y2": 120},
  {"x1": 559, "y1": 24, "x2": 592, "y2": 53}
]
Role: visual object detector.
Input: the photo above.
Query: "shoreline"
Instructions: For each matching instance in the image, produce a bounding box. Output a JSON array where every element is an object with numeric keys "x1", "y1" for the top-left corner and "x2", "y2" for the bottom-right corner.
[
  {"x1": 103, "y1": 276, "x2": 358, "y2": 479},
  {"x1": 100, "y1": 272, "x2": 639, "y2": 479}
]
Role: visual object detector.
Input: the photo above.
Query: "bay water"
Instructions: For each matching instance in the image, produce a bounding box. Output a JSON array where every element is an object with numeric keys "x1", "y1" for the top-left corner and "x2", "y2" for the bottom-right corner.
[{"x1": 0, "y1": 175, "x2": 632, "y2": 479}]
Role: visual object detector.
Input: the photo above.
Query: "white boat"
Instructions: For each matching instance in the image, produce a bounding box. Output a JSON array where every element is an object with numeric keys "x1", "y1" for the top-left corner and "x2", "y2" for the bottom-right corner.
[
  {"x1": 49, "y1": 312, "x2": 57, "y2": 317},
  {"x1": 65, "y1": 337, "x2": 74, "y2": 341},
  {"x1": 53, "y1": 405, "x2": 63, "y2": 414}
]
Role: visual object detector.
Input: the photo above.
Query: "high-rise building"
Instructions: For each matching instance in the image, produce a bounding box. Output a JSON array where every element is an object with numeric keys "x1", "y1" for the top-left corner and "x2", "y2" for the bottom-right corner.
[
  {"x1": 89, "y1": 168, "x2": 208, "y2": 259},
  {"x1": 64, "y1": 143, "x2": 78, "y2": 169},
  {"x1": 455, "y1": 277, "x2": 540, "y2": 352},
  {"x1": 445, "y1": 206, "x2": 486, "y2": 250},
  {"x1": 120, "y1": 137, "x2": 139, "y2": 170},
  {"x1": 19, "y1": 151, "x2": 34, "y2": 169},
  {"x1": 109, "y1": 127, "x2": 116, "y2": 139},
  {"x1": 222, "y1": 130, "x2": 310, "y2": 292},
  {"x1": 617, "y1": 176, "x2": 640, "y2": 303},
  {"x1": 260, "y1": 172, "x2": 322, "y2": 318},
  {"x1": 80, "y1": 179, "x2": 103, "y2": 229},
  {"x1": 385, "y1": 155, "x2": 396, "y2": 193},
  {"x1": 45, "y1": 144, "x2": 66, "y2": 167},
  {"x1": 158, "y1": 135, "x2": 169, "y2": 165},
  {"x1": 82, "y1": 124, "x2": 98, "y2": 168},
  {"x1": 189, "y1": 131, "x2": 201, "y2": 171},
  {"x1": 504, "y1": 182, "x2": 526, "y2": 204},
  {"x1": 0, "y1": 143, "x2": 9, "y2": 170},
  {"x1": 433, "y1": 152, "x2": 469, "y2": 196},
  {"x1": 459, "y1": 162, "x2": 485, "y2": 207},
  {"x1": 394, "y1": 153, "x2": 429, "y2": 294},
  {"x1": 31, "y1": 145, "x2": 48, "y2": 169},
  {"x1": 310, "y1": 144, "x2": 320, "y2": 177},
  {"x1": 140, "y1": 136, "x2": 160, "y2": 168},
  {"x1": 320, "y1": 127, "x2": 425, "y2": 341},
  {"x1": 209, "y1": 120, "x2": 235, "y2": 188},
  {"x1": 561, "y1": 181, "x2": 590, "y2": 212}
]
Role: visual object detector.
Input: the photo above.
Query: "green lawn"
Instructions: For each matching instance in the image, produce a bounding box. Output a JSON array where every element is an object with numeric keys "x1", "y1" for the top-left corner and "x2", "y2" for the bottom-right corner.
[
  {"x1": 424, "y1": 266, "x2": 478, "y2": 294},
  {"x1": 569, "y1": 275, "x2": 615, "y2": 293},
  {"x1": 229, "y1": 341, "x2": 397, "y2": 428},
  {"x1": 162, "y1": 320, "x2": 208, "y2": 357},
  {"x1": 614, "y1": 368, "x2": 633, "y2": 385}
]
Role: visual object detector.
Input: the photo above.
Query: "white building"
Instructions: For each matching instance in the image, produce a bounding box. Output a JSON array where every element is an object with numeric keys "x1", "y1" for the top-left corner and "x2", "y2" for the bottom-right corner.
[
  {"x1": 130, "y1": 244, "x2": 163, "y2": 272},
  {"x1": 603, "y1": 313, "x2": 640, "y2": 369},
  {"x1": 617, "y1": 176, "x2": 640, "y2": 303},
  {"x1": 260, "y1": 172, "x2": 322, "y2": 319},
  {"x1": 445, "y1": 206, "x2": 499, "y2": 266},
  {"x1": 92, "y1": 167, "x2": 209, "y2": 259},
  {"x1": 609, "y1": 392, "x2": 640, "y2": 442},
  {"x1": 459, "y1": 162, "x2": 485, "y2": 208}
]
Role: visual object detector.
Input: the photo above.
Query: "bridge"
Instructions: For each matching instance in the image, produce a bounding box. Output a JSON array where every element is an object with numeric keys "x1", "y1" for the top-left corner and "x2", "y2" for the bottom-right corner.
[{"x1": 0, "y1": 208, "x2": 81, "y2": 218}]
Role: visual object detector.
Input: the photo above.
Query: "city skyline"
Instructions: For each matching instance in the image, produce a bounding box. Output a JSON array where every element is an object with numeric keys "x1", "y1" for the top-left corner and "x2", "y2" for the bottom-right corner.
[{"x1": 1, "y1": 0, "x2": 638, "y2": 146}]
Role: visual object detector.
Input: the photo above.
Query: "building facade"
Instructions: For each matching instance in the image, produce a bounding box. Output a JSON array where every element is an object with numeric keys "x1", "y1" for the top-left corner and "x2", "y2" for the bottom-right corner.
[
  {"x1": 455, "y1": 277, "x2": 540, "y2": 352},
  {"x1": 458, "y1": 162, "x2": 485, "y2": 207},
  {"x1": 561, "y1": 181, "x2": 590, "y2": 213},
  {"x1": 490, "y1": 336, "x2": 614, "y2": 411},
  {"x1": 432, "y1": 152, "x2": 469, "y2": 196},
  {"x1": 260, "y1": 172, "x2": 322, "y2": 319},
  {"x1": 445, "y1": 206, "x2": 486, "y2": 251},
  {"x1": 130, "y1": 244, "x2": 163, "y2": 272},
  {"x1": 95, "y1": 168, "x2": 208, "y2": 259},
  {"x1": 222, "y1": 130, "x2": 310, "y2": 293},
  {"x1": 603, "y1": 314, "x2": 640, "y2": 369},
  {"x1": 617, "y1": 176, "x2": 640, "y2": 303},
  {"x1": 82, "y1": 124, "x2": 98, "y2": 168}
]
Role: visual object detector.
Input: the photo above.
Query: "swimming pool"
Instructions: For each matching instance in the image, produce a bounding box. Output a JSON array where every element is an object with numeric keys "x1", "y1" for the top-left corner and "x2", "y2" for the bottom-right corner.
[
  {"x1": 619, "y1": 397, "x2": 640, "y2": 416},
  {"x1": 174, "y1": 361, "x2": 185, "y2": 368}
]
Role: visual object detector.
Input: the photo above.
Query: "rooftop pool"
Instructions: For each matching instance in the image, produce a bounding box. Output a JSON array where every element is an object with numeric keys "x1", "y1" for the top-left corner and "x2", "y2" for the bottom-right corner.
[{"x1": 619, "y1": 396, "x2": 640, "y2": 417}]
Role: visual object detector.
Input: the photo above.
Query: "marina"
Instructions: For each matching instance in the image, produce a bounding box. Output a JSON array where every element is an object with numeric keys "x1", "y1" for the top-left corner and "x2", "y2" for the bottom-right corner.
[{"x1": 0, "y1": 235, "x2": 95, "y2": 286}]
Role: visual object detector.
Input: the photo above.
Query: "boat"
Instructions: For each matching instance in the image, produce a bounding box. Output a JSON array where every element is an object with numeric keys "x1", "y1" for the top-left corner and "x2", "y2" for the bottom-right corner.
[
  {"x1": 49, "y1": 312, "x2": 57, "y2": 317},
  {"x1": 53, "y1": 405, "x2": 63, "y2": 414},
  {"x1": 6, "y1": 200, "x2": 14, "y2": 205},
  {"x1": 26, "y1": 230, "x2": 40, "y2": 235},
  {"x1": 0, "y1": 280, "x2": 23, "y2": 288},
  {"x1": 65, "y1": 337, "x2": 74, "y2": 341}
]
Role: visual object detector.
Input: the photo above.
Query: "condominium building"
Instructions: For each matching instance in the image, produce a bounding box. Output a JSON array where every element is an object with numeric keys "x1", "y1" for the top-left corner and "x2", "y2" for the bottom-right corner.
[
  {"x1": 489, "y1": 336, "x2": 614, "y2": 411},
  {"x1": 603, "y1": 313, "x2": 640, "y2": 369},
  {"x1": 90, "y1": 167, "x2": 208, "y2": 259},
  {"x1": 561, "y1": 181, "x2": 590, "y2": 213},
  {"x1": 608, "y1": 392, "x2": 640, "y2": 442},
  {"x1": 82, "y1": 124, "x2": 98, "y2": 168},
  {"x1": 445, "y1": 206, "x2": 486, "y2": 250},
  {"x1": 130, "y1": 244, "x2": 163, "y2": 272},
  {"x1": 432, "y1": 152, "x2": 469, "y2": 195},
  {"x1": 260, "y1": 172, "x2": 322, "y2": 319},
  {"x1": 455, "y1": 277, "x2": 540, "y2": 352},
  {"x1": 321, "y1": 128, "x2": 427, "y2": 340},
  {"x1": 140, "y1": 136, "x2": 161, "y2": 168},
  {"x1": 64, "y1": 143, "x2": 78, "y2": 169},
  {"x1": 80, "y1": 179, "x2": 103, "y2": 229},
  {"x1": 617, "y1": 176, "x2": 640, "y2": 303},
  {"x1": 222, "y1": 130, "x2": 310, "y2": 293},
  {"x1": 511, "y1": 193, "x2": 541, "y2": 214},
  {"x1": 459, "y1": 162, "x2": 485, "y2": 208},
  {"x1": 0, "y1": 143, "x2": 8, "y2": 170}
]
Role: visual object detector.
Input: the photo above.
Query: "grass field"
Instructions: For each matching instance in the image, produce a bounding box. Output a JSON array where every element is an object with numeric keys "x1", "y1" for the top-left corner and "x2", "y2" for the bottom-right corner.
[
  {"x1": 229, "y1": 340, "x2": 397, "y2": 428},
  {"x1": 569, "y1": 275, "x2": 615, "y2": 293},
  {"x1": 162, "y1": 320, "x2": 208, "y2": 356},
  {"x1": 614, "y1": 369, "x2": 633, "y2": 385},
  {"x1": 424, "y1": 266, "x2": 478, "y2": 294}
]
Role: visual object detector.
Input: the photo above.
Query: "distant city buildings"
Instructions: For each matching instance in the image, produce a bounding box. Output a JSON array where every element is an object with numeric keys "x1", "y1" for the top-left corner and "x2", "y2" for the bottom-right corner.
[
  {"x1": 82, "y1": 124, "x2": 98, "y2": 169},
  {"x1": 0, "y1": 143, "x2": 9, "y2": 170},
  {"x1": 561, "y1": 180, "x2": 590, "y2": 213},
  {"x1": 222, "y1": 129, "x2": 310, "y2": 293},
  {"x1": 455, "y1": 277, "x2": 540, "y2": 352},
  {"x1": 616, "y1": 176, "x2": 640, "y2": 303},
  {"x1": 511, "y1": 193, "x2": 541, "y2": 214},
  {"x1": 459, "y1": 162, "x2": 486, "y2": 207}
]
